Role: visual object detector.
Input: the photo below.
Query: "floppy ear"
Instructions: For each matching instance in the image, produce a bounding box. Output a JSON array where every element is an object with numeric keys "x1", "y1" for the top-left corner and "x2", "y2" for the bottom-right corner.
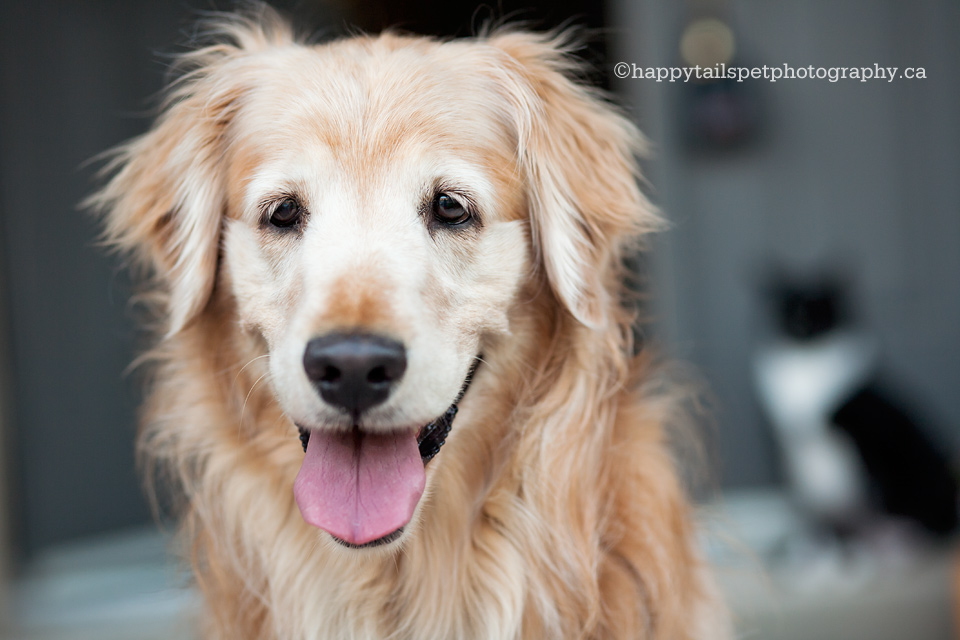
[
  {"x1": 88, "y1": 11, "x2": 292, "y2": 335},
  {"x1": 489, "y1": 31, "x2": 660, "y2": 328}
]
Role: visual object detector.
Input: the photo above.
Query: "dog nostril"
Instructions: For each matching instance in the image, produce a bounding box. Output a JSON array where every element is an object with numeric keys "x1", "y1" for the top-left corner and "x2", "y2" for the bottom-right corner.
[
  {"x1": 367, "y1": 365, "x2": 388, "y2": 385},
  {"x1": 320, "y1": 365, "x2": 341, "y2": 385}
]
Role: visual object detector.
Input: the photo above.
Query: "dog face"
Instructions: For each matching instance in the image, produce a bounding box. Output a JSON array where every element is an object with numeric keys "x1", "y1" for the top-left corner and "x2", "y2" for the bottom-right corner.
[
  {"x1": 221, "y1": 41, "x2": 528, "y2": 433},
  {"x1": 93, "y1": 18, "x2": 654, "y2": 550},
  {"x1": 223, "y1": 42, "x2": 533, "y2": 545}
]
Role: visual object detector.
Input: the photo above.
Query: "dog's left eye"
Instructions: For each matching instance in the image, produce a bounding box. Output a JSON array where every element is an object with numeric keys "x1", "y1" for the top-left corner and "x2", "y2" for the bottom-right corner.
[
  {"x1": 433, "y1": 193, "x2": 471, "y2": 226},
  {"x1": 269, "y1": 198, "x2": 303, "y2": 228}
]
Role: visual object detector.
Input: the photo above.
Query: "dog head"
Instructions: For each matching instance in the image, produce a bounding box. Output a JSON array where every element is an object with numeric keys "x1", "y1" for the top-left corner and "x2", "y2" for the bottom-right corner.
[{"x1": 92, "y1": 11, "x2": 655, "y2": 549}]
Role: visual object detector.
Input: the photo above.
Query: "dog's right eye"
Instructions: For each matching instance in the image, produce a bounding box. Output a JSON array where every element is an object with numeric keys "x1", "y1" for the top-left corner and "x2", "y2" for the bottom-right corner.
[{"x1": 269, "y1": 198, "x2": 303, "y2": 228}]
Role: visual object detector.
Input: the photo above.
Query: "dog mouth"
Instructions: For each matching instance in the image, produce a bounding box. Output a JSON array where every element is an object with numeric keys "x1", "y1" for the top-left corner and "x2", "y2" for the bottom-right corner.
[
  {"x1": 330, "y1": 527, "x2": 405, "y2": 549},
  {"x1": 296, "y1": 404, "x2": 458, "y2": 465},
  {"x1": 292, "y1": 357, "x2": 480, "y2": 548}
]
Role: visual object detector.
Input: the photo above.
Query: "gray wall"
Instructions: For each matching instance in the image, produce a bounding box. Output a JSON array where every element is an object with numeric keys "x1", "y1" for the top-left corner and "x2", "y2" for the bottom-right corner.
[
  {"x1": 0, "y1": 1, "x2": 195, "y2": 556},
  {"x1": 612, "y1": 0, "x2": 960, "y2": 486}
]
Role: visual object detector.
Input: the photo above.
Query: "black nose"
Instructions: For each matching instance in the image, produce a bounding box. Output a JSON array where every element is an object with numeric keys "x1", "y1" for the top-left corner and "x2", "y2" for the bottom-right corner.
[{"x1": 303, "y1": 333, "x2": 407, "y2": 418}]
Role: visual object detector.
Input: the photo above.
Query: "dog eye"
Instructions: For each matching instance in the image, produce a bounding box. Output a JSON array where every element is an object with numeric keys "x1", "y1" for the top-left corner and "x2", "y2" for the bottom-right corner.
[
  {"x1": 433, "y1": 193, "x2": 471, "y2": 225},
  {"x1": 269, "y1": 198, "x2": 303, "y2": 228}
]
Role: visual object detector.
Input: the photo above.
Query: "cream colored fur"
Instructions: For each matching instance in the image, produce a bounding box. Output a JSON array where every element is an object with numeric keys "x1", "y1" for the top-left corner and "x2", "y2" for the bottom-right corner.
[{"x1": 90, "y1": 6, "x2": 729, "y2": 639}]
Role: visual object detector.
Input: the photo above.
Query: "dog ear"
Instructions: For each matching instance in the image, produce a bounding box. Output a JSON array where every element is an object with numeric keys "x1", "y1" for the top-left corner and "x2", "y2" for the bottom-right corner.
[
  {"x1": 489, "y1": 31, "x2": 660, "y2": 328},
  {"x1": 88, "y1": 11, "x2": 292, "y2": 336}
]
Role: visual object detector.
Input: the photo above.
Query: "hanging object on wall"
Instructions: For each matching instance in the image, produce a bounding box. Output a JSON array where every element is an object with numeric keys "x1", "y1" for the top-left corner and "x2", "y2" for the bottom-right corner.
[{"x1": 678, "y1": 3, "x2": 761, "y2": 151}]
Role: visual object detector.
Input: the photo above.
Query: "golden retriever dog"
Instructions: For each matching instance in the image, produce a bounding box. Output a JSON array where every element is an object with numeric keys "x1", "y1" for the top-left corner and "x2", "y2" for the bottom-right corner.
[{"x1": 90, "y1": 6, "x2": 728, "y2": 639}]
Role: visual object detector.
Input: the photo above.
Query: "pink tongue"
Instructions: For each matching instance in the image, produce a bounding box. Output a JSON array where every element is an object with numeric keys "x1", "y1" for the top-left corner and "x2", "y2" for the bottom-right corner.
[{"x1": 293, "y1": 429, "x2": 425, "y2": 545}]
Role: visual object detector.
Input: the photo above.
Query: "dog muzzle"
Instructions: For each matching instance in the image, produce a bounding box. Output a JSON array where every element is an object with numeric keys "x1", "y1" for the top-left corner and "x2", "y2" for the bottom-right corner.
[{"x1": 293, "y1": 357, "x2": 481, "y2": 547}]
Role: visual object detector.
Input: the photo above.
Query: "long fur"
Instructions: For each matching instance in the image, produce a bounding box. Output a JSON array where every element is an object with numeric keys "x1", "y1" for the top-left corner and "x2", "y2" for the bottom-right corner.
[{"x1": 89, "y1": 6, "x2": 729, "y2": 639}]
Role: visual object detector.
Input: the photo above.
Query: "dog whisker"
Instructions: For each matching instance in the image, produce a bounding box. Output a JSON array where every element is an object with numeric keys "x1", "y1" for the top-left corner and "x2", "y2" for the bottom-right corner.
[
  {"x1": 239, "y1": 371, "x2": 270, "y2": 435},
  {"x1": 231, "y1": 353, "x2": 271, "y2": 389}
]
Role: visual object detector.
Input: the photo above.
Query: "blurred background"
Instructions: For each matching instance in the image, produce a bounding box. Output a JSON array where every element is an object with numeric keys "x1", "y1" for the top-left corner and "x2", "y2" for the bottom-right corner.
[{"x1": 0, "y1": 0, "x2": 957, "y2": 638}]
